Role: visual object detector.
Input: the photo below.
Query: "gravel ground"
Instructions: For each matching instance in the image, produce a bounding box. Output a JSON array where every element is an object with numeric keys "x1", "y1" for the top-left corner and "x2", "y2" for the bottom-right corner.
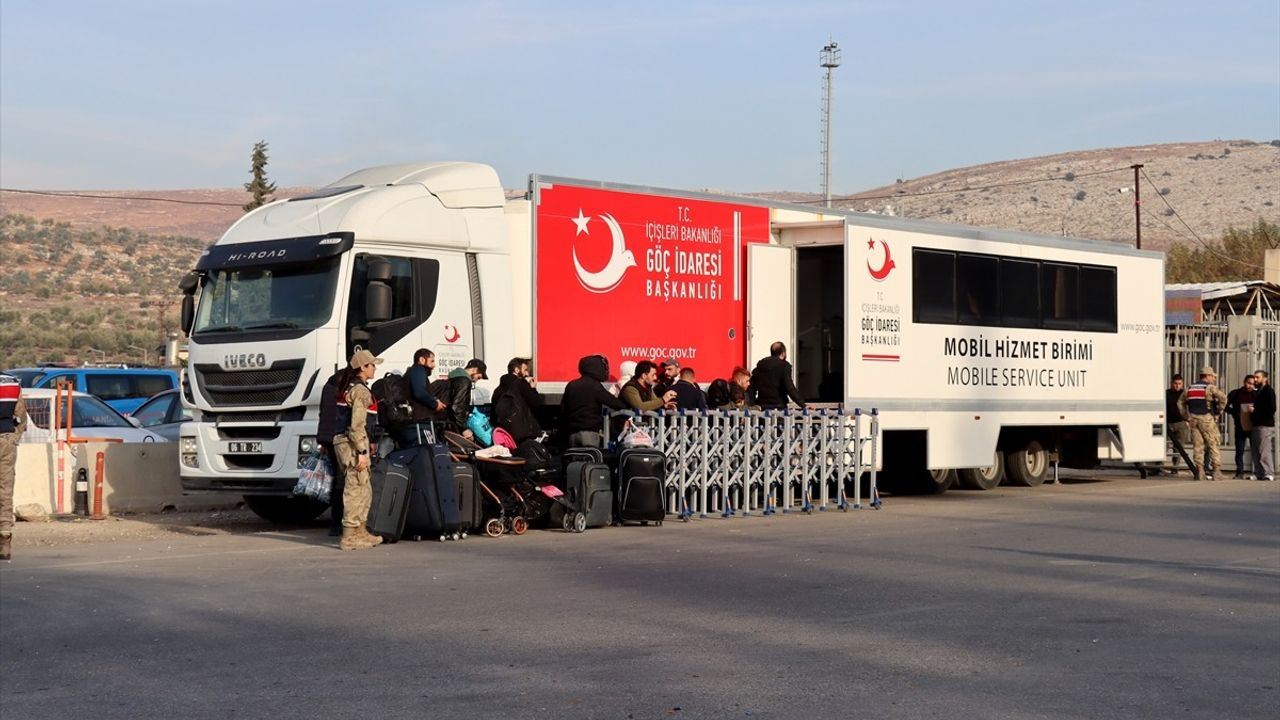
[{"x1": 9, "y1": 506, "x2": 296, "y2": 547}]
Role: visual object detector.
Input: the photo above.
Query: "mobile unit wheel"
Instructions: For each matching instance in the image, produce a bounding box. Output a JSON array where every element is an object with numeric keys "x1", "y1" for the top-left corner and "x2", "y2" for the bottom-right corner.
[
  {"x1": 1005, "y1": 440, "x2": 1049, "y2": 487},
  {"x1": 572, "y1": 512, "x2": 588, "y2": 533},
  {"x1": 510, "y1": 516, "x2": 529, "y2": 535},
  {"x1": 958, "y1": 452, "x2": 1005, "y2": 491},
  {"x1": 484, "y1": 518, "x2": 505, "y2": 537}
]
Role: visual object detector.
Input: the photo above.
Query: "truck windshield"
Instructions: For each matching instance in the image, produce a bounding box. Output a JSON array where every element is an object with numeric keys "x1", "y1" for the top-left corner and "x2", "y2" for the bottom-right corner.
[{"x1": 193, "y1": 257, "x2": 341, "y2": 334}]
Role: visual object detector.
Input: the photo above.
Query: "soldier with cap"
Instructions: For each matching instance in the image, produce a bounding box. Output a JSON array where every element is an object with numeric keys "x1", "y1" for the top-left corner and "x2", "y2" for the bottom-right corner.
[
  {"x1": 1178, "y1": 366, "x2": 1228, "y2": 481},
  {"x1": 333, "y1": 348, "x2": 385, "y2": 550},
  {"x1": 0, "y1": 374, "x2": 29, "y2": 560}
]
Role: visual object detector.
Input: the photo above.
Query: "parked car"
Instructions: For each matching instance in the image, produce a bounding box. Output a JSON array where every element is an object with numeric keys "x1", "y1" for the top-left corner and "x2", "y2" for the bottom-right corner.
[
  {"x1": 19, "y1": 388, "x2": 168, "y2": 443},
  {"x1": 129, "y1": 389, "x2": 189, "y2": 441},
  {"x1": 4, "y1": 367, "x2": 180, "y2": 414}
]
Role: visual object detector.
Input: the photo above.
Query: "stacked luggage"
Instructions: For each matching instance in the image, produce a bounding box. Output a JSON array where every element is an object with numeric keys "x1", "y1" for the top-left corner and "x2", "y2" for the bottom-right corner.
[{"x1": 367, "y1": 444, "x2": 482, "y2": 542}]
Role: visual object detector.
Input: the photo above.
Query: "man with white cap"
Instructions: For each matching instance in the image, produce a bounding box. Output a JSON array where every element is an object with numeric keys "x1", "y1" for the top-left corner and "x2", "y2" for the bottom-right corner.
[{"x1": 1178, "y1": 366, "x2": 1228, "y2": 481}]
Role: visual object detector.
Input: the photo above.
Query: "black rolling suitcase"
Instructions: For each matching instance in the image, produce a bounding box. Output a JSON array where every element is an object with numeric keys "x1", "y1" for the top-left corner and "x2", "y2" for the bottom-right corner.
[
  {"x1": 367, "y1": 448, "x2": 417, "y2": 543},
  {"x1": 561, "y1": 459, "x2": 614, "y2": 529},
  {"x1": 452, "y1": 460, "x2": 483, "y2": 536},
  {"x1": 617, "y1": 447, "x2": 666, "y2": 525},
  {"x1": 404, "y1": 444, "x2": 464, "y2": 541}
]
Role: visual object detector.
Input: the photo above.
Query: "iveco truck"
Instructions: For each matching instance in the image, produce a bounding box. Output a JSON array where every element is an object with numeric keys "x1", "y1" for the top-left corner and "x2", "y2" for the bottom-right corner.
[{"x1": 178, "y1": 162, "x2": 1164, "y2": 521}]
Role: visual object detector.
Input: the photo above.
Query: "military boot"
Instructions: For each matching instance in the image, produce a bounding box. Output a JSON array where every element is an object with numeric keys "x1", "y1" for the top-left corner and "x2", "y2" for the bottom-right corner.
[
  {"x1": 339, "y1": 526, "x2": 373, "y2": 551},
  {"x1": 355, "y1": 526, "x2": 384, "y2": 547},
  {"x1": 0, "y1": 534, "x2": 11, "y2": 561}
]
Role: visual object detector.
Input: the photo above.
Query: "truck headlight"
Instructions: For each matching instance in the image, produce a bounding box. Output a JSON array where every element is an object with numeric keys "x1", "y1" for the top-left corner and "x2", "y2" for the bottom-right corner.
[
  {"x1": 180, "y1": 437, "x2": 200, "y2": 468},
  {"x1": 181, "y1": 437, "x2": 198, "y2": 454},
  {"x1": 299, "y1": 436, "x2": 318, "y2": 455}
]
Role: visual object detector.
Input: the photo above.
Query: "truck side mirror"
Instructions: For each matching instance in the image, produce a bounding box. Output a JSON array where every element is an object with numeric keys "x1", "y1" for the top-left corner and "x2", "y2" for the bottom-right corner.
[{"x1": 180, "y1": 294, "x2": 195, "y2": 334}]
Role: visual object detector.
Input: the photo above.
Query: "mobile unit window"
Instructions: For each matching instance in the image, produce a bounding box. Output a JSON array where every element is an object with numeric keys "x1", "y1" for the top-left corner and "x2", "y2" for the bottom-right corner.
[
  {"x1": 956, "y1": 254, "x2": 998, "y2": 325},
  {"x1": 1079, "y1": 265, "x2": 1117, "y2": 332},
  {"x1": 1000, "y1": 259, "x2": 1040, "y2": 328},
  {"x1": 913, "y1": 250, "x2": 956, "y2": 324},
  {"x1": 1041, "y1": 263, "x2": 1079, "y2": 330},
  {"x1": 86, "y1": 375, "x2": 132, "y2": 401},
  {"x1": 134, "y1": 375, "x2": 174, "y2": 398}
]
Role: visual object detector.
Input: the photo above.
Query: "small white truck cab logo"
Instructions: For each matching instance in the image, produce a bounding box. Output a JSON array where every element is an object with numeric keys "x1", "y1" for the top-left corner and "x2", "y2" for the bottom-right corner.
[
  {"x1": 572, "y1": 210, "x2": 637, "y2": 293},
  {"x1": 226, "y1": 249, "x2": 287, "y2": 263},
  {"x1": 223, "y1": 353, "x2": 268, "y2": 370}
]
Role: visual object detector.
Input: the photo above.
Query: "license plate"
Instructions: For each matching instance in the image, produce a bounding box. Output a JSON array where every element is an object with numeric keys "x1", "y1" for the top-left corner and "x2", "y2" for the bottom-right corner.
[{"x1": 227, "y1": 442, "x2": 263, "y2": 453}]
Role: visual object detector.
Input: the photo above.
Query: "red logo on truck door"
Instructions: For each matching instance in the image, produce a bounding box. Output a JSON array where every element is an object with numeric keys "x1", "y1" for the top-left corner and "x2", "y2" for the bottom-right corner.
[{"x1": 536, "y1": 184, "x2": 770, "y2": 382}]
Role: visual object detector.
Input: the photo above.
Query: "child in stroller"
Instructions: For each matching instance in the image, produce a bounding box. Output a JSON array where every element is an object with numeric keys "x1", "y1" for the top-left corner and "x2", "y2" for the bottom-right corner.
[{"x1": 442, "y1": 430, "x2": 586, "y2": 534}]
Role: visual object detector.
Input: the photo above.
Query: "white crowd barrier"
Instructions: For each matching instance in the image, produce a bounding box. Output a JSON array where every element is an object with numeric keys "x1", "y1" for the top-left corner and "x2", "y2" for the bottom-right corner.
[{"x1": 603, "y1": 407, "x2": 881, "y2": 519}]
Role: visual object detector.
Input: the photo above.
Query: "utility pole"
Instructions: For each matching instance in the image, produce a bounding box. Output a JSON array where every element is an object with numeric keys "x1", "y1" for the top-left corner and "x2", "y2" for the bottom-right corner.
[
  {"x1": 820, "y1": 41, "x2": 841, "y2": 208},
  {"x1": 1131, "y1": 163, "x2": 1144, "y2": 249}
]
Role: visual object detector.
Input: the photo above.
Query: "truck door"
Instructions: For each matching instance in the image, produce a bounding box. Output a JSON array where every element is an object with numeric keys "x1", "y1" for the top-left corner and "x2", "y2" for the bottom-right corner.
[{"x1": 746, "y1": 244, "x2": 796, "y2": 369}]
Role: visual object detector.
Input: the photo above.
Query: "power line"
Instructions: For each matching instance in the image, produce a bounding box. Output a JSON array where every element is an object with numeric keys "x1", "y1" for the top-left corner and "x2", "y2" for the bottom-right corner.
[
  {"x1": 1138, "y1": 168, "x2": 1258, "y2": 270},
  {"x1": 795, "y1": 166, "x2": 1134, "y2": 206},
  {"x1": 0, "y1": 188, "x2": 242, "y2": 207}
]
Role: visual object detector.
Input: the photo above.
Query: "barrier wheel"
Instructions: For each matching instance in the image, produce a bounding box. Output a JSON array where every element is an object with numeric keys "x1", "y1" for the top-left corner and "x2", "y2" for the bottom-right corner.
[
  {"x1": 511, "y1": 516, "x2": 529, "y2": 535},
  {"x1": 572, "y1": 512, "x2": 588, "y2": 533},
  {"x1": 484, "y1": 518, "x2": 504, "y2": 537}
]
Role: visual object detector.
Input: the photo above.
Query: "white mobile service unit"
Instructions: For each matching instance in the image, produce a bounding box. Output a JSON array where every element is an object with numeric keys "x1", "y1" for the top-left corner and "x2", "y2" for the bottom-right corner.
[{"x1": 177, "y1": 162, "x2": 1164, "y2": 521}]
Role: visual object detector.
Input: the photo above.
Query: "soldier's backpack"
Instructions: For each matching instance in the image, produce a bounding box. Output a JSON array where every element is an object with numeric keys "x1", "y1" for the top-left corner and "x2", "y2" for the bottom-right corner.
[{"x1": 371, "y1": 372, "x2": 414, "y2": 429}]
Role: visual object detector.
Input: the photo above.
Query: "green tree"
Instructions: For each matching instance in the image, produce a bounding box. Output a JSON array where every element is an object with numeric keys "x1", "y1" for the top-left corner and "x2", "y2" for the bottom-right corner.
[
  {"x1": 243, "y1": 140, "x2": 278, "y2": 212},
  {"x1": 1166, "y1": 219, "x2": 1278, "y2": 282}
]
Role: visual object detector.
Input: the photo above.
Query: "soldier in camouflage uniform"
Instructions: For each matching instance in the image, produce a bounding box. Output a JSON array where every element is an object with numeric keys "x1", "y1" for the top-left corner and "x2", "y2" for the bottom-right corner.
[
  {"x1": 1, "y1": 374, "x2": 29, "y2": 560},
  {"x1": 1179, "y1": 366, "x2": 1229, "y2": 481},
  {"x1": 334, "y1": 349, "x2": 384, "y2": 551}
]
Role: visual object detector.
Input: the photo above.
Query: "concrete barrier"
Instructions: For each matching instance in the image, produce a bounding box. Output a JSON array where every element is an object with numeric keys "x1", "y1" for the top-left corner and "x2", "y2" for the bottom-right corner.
[{"x1": 15, "y1": 442, "x2": 242, "y2": 515}]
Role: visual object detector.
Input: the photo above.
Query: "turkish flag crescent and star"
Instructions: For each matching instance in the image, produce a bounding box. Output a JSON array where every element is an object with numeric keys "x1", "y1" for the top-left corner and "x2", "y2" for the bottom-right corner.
[{"x1": 535, "y1": 183, "x2": 770, "y2": 383}]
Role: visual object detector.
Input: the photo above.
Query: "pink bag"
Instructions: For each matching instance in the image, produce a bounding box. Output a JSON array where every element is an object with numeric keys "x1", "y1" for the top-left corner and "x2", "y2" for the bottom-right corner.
[{"x1": 492, "y1": 426, "x2": 517, "y2": 450}]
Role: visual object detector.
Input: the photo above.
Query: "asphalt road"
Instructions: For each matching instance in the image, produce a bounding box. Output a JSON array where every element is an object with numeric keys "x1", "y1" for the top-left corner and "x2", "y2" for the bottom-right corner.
[{"x1": 2, "y1": 474, "x2": 1278, "y2": 720}]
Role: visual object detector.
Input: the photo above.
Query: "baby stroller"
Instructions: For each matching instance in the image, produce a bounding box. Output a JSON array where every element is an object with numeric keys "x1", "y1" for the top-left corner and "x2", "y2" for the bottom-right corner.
[{"x1": 442, "y1": 431, "x2": 585, "y2": 535}]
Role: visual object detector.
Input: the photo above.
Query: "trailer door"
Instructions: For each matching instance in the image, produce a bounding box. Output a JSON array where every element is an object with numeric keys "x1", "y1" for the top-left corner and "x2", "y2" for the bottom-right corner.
[{"x1": 747, "y1": 244, "x2": 795, "y2": 368}]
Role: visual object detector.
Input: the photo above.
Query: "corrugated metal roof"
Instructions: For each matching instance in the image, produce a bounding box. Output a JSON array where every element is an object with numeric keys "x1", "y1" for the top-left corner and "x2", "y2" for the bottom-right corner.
[{"x1": 1164, "y1": 280, "x2": 1277, "y2": 301}]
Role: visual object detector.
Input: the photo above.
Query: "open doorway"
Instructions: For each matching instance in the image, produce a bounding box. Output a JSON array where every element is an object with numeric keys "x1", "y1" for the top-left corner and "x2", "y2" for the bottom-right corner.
[{"x1": 795, "y1": 244, "x2": 844, "y2": 403}]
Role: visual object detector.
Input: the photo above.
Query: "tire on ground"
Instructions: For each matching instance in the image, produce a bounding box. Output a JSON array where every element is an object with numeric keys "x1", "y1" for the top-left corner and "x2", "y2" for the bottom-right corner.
[
  {"x1": 958, "y1": 452, "x2": 1005, "y2": 490},
  {"x1": 1005, "y1": 440, "x2": 1049, "y2": 487},
  {"x1": 243, "y1": 494, "x2": 329, "y2": 524}
]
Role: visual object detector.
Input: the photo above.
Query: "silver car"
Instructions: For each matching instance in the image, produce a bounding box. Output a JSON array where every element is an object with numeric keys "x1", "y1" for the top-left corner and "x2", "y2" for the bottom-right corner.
[{"x1": 129, "y1": 389, "x2": 189, "y2": 442}]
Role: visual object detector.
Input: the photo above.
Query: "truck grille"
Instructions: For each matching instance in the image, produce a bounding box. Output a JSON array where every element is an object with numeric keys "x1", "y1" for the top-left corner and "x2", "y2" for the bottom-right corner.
[{"x1": 194, "y1": 361, "x2": 305, "y2": 407}]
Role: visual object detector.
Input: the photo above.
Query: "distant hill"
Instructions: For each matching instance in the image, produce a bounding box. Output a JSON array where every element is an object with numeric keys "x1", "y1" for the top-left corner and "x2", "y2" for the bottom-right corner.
[{"x1": 1, "y1": 140, "x2": 1276, "y2": 366}]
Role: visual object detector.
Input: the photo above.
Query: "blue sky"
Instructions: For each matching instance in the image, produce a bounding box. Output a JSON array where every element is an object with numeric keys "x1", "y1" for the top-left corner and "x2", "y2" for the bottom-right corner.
[{"x1": 2, "y1": 0, "x2": 1277, "y2": 193}]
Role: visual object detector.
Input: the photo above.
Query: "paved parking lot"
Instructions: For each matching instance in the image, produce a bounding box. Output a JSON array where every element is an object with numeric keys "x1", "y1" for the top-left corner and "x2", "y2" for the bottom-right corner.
[{"x1": 2, "y1": 473, "x2": 1277, "y2": 720}]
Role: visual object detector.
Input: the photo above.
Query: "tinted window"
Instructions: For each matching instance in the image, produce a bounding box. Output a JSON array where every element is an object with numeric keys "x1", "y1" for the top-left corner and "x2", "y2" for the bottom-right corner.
[
  {"x1": 1080, "y1": 266, "x2": 1117, "y2": 332},
  {"x1": 913, "y1": 250, "x2": 956, "y2": 323},
  {"x1": 86, "y1": 374, "x2": 132, "y2": 401},
  {"x1": 135, "y1": 375, "x2": 174, "y2": 398},
  {"x1": 957, "y1": 255, "x2": 998, "y2": 325},
  {"x1": 1000, "y1": 259, "x2": 1040, "y2": 328},
  {"x1": 1042, "y1": 263, "x2": 1079, "y2": 330}
]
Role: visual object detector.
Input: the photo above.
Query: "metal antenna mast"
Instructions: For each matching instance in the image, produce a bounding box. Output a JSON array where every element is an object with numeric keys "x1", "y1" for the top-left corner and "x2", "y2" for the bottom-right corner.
[{"x1": 820, "y1": 41, "x2": 841, "y2": 208}]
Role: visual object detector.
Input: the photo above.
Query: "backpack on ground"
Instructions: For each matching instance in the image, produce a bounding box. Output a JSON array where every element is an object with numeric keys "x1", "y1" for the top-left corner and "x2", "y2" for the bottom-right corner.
[{"x1": 371, "y1": 372, "x2": 415, "y2": 429}]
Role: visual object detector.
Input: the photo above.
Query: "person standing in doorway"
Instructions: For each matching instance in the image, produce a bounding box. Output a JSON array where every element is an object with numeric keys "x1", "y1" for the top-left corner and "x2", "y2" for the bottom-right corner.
[
  {"x1": 1250, "y1": 370, "x2": 1275, "y2": 481},
  {"x1": 749, "y1": 342, "x2": 805, "y2": 411},
  {"x1": 1225, "y1": 374, "x2": 1256, "y2": 478},
  {"x1": 1179, "y1": 366, "x2": 1228, "y2": 481},
  {"x1": 0, "y1": 374, "x2": 29, "y2": 561}
]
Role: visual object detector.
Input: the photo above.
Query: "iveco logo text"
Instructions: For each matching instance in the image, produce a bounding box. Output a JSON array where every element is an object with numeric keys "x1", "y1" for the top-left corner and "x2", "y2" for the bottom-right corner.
[
  {"x1": 226, "y1": 250, "x2": 286, "y2": 262},
  {"x1": 223, "y1": 353, "x2": 268, "y2": 369}
]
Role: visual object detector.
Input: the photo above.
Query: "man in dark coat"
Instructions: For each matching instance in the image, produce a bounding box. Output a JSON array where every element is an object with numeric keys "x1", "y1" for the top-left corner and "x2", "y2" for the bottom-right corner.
[
  {"x1": 748, "y1": 342, "x2": 804, "y2": 410},
  {"x1": 1251, "y1": 369, "x2": 1276, "y2": 481},
  {"x1": 560, "y1": 355, "x2": 627, "y2": 442},
  {"x1": 492, "y1": 357, "x2": 544, "y2": 442},
  {"x1": 672, "y1": 367, "x2": 707, "y2": 412}
]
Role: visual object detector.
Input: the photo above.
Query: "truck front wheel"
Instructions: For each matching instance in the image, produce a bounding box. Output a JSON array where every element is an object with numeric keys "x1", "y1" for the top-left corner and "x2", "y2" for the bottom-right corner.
[
  {"x1": 243, "y1": 495, "x2": 329, "y2": 525},
  {"x1": 1005, "y1": 440, "x2": 1049, "y2": 486}
]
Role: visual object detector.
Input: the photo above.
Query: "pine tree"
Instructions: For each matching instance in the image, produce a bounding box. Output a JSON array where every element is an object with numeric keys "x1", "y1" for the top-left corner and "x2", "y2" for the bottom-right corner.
[{"x1": 242, "y1": 140, "x2": 278, "y2": 212}]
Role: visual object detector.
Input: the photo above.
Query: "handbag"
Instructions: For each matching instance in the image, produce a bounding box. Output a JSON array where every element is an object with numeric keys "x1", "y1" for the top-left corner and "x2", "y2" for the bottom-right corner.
[
  {"x1": 467, "y1": 407, "x2": 494, "y2": 447},
  {"x1": 292, "y1": 450, "x2": 333, "y2": 503},
  {"x1": 617, "y1": 424, "x2": 654, "y2": 448}
]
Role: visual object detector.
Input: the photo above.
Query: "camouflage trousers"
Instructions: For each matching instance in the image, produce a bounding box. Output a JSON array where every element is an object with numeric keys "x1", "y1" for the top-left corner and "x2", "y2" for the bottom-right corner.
[
  {"x1": 0, "y1": 432, "x2": 17, "y2": 535},
  {"x1": 334, "y1": 440, "x2": 371, "y2": 529},
  {"x1": 1187, "y1": 413, "x2": 1221, "y2": 478}
]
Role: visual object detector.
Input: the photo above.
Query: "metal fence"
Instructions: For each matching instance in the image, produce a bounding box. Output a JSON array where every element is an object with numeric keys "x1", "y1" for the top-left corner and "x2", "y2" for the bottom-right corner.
[{"x1": 604, "y1": 407, "x2": 880, "y2": 519}]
